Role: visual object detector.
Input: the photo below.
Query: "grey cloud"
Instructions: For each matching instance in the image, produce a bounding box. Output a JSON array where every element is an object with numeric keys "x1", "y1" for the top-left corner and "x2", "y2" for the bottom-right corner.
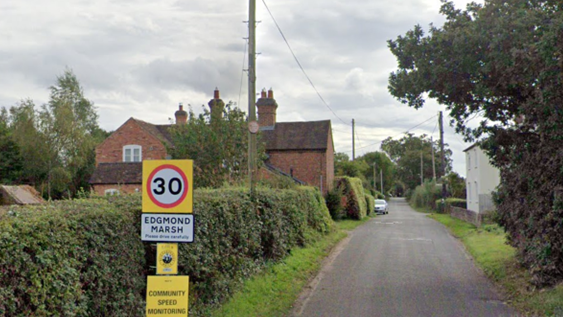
[{"x1": 132, "y1": 57, "x2": 241, "y2": 96}]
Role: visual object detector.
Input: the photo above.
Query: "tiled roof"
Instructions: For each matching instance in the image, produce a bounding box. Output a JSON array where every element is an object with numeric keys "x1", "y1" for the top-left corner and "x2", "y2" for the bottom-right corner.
[
  {"x1": 0, "y1": 185, "x2": 45, "y2": 205},
  {"x1": 133, "y1": 119, "x2": 174, "y2": 147},
  {"x1": 89, "y1": 162, "x2": 142, "y2": 184},
  {"x1": 261, "y1": 120, "x2": 331, "y2": 151}
]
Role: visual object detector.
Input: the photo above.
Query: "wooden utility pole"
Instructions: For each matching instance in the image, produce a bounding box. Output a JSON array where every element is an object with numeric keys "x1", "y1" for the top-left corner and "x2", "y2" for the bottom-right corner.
[
  {"x1": 420, "y1": 151, "x2": 423, "y2": 186},
  {"x1": 248, "y1": 0, "x2": 257, "y2": 192},
  {"x1": 352, "y1": 119, "x2": 355, "y2": 160},
  {"x1": 373, "y1": 162, "x2": 376, "y2": 193},
  {"x1": 439, "y1": 111, "x2": 447, "y2": 198},
  {"x1": 380, "y1": 169, "x2": 384, "y2": 195},
  {"x1": 431, "y1": 136, "x2": 436, "y2": 181}
]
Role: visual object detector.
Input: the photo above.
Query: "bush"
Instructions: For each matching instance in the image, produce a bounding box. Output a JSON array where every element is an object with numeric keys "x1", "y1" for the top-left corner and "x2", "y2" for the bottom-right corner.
[
  {"x1": 335, "y1": 177, "x2": 367, "y2": 220},
  {"x1": 325, "y1": 187, "x2": 344, "y2": 220},
  {"x1": 365, "y1": 194, "x2": 375, "y2": 215},
  {"x1": 119, "y1": 187, "x2": 333, "y2": 314},
  {"x1": 0, "y1": 199, "x2": 146, "y2": 317},
  {"x1": 410, "y1": 181, "x2": 441, "y2": 210},
  {"x1": 0, "y1": 187, "x2": 333, "y2": 316},
  {"x1": 435, "y1": 198, "x2": 467, "y2": 214}
]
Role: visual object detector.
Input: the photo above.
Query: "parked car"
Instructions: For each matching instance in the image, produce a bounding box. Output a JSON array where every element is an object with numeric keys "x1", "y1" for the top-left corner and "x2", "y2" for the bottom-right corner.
[{"x1": 374, "y1": 199, "x2": 388, "y2": 214}]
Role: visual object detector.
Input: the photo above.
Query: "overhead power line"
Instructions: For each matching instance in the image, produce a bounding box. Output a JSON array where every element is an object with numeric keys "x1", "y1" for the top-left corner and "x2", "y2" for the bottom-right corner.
[
  {"x1": 355, "y1": 114, "x2": 439, "y2": 150},
  {"x1": 261, "y1": 0, "x2": 348, "y2": 125}
]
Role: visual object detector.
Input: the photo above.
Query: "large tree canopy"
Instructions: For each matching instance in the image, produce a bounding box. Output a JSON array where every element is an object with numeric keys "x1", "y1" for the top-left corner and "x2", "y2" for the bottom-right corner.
[
  {"x1": 381, "y1": 133, "x2": 451, "y2": 191},
  {"x1": 4, "y1": 70, "x2": 106, "y2": 198},
  {"x1": 389, "y1": 0, "x2": 563, "y2": 286}
]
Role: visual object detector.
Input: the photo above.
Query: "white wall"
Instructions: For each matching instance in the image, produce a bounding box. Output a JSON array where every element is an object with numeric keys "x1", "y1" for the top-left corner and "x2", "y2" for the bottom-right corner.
[{"x1": 465, "y1": 145, "x2": 500, "y2": 213}]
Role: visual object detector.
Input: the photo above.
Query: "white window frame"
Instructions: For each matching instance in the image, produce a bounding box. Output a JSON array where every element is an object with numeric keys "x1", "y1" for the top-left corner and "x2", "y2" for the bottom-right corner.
[
  {"x1": 104, "y1": 189, "x2": 120, "y2": 196},
  {"x1": 123, "y1": 145, "x2": 142, "y2": 162}
]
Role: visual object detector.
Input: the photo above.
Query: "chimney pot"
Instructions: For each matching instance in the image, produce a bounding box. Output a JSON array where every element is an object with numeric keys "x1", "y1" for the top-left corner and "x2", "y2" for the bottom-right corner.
[
  {"x1": 261, "y1": 89, "x2": 267, "y2": 98},
  {"x1": 267, "y1": 88, "x2": 274, "y2": 99},
  {"x1": 214, "y1": 88, "x2": 220, "y2": 99}
]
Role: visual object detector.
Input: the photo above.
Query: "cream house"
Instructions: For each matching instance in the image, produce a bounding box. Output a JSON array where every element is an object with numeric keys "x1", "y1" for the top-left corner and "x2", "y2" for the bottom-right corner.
[{"x1": 464, "y1": 144, "x2": 500, "y2": 213}]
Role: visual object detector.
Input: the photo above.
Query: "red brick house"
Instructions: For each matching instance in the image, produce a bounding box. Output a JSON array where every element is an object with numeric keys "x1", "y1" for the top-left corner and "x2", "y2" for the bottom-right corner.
[
  {"x1": 90, "y1": 89, "x2": 334, "y2": 195},
  {"x1": 257, "y1": 89, "x2": 334, "y2": 194}
]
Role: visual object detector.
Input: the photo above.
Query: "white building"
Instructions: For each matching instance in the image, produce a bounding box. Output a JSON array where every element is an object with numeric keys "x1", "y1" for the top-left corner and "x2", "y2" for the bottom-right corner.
[{"x1": 464, "y1": 144, "x2": 500, "y2": 213}]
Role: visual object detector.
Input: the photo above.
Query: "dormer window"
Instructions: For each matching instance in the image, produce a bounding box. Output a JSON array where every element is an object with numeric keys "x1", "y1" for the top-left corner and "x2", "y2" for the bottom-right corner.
[{"x1": 123, "y1": 145, "x2": 142, "y2": 162}]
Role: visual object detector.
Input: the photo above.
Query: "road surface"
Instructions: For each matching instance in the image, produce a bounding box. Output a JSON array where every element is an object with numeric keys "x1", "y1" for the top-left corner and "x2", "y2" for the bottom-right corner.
[{"x1": 291, "y1": 198, "x2": 515, "y2": 317}]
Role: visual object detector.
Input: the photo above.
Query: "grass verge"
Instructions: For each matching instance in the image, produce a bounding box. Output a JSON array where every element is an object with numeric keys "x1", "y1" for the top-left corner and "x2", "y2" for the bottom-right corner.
[
  {"x1": 429, "y1": 213, "x2": 563, "y2": 316},
  {"x1": 209, "y1": 216, "x2": 373, "y2": 317}
]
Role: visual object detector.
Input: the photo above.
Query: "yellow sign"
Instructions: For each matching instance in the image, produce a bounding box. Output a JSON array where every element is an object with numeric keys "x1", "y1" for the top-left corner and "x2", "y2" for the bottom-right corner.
[
  {"x1": 146, "y1": 276, "x2": 189, "y2": 317},
  {"x1": 143, "y1": 160, "x2": 193, "y2": 213},
  {"x1": 157, "y1": 243, "x2": 178, "y2": 275}
]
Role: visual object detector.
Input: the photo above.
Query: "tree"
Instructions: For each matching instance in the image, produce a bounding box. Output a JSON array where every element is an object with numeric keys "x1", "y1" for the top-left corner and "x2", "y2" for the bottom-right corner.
[
  {"x1": 0, "y1": 108, "x2": 23, "y2": 184},
  {"x1": 38, "y1": 69, "x2": 103, "y2": 198},
  {"x1": 334, "y1": 152, "x2": 369, "y2": 181},
  {"x1": 355, "y1": 151, "x2": 395, "y2": 195},
  {"x1": 388, "y1": 0, "x2": 563, "y2": 286},
  {"x1": 381, "y1": 133, "x2": 451, "y2": 190},
  {"x1": 8, "y1": 100, "x2": 52, "y2": 188},
  {"x1": 6, "y1": 70, "x2": 104, "y2": 198},
  {"x1": 168, "y1": 103, "x2": 260, "y2": 188}
]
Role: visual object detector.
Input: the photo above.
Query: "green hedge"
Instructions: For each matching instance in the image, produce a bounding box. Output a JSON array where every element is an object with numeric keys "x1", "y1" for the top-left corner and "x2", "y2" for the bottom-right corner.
[
  {"x1": 0, "y1": 187, "x2": 333, "y2": 316},
  {"x1": 435, "y1": 198, "x2": 467, "y2": 214},
  {"x1": 410, "y1": 181, "x2": 441, "y2": 210},
  {"x1": 335, "y1": 177, "x2": 367, "y2": 220},
  {"x1": 365, "y1": 193, "x2": 375, "y2": 216},
  {"x1": 0, "y1": 199, "x2": 146, "y2": 317}
]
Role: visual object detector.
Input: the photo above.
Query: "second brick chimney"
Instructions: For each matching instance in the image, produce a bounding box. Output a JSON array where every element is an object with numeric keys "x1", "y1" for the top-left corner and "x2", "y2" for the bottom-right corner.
[
  {"x1": 256, "y1": 88, "x2": 278, "y2": 127},
  {"x1": 208, "y1": 88, "x2": 225, "y2": 123},
  {"x1": 175, "y1": 103, "x2": 188, "y2": 124}
]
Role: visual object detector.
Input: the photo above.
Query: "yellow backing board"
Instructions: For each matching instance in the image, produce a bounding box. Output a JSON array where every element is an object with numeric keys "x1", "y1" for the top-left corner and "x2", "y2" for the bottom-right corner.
[
  {"x1": 157, "y1": 243, "x2": 178, "y2": 275},
  {"x1": 142, "y1": 160, "x2": 193, "y2": 213},
  {"x1": 146, "y1": 276, "x2": 189, "y2": 317}
]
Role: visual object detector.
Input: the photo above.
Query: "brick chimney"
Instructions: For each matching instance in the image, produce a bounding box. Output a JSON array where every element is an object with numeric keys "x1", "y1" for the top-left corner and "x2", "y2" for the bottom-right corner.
[
  {"x1": 208, "y1": 88, "x2": 225, "y2": 123},
  {"x1": 174, "y1": 103, "x2": 187, "y2": 124},
  {"x1": 256, "y1": 88, "x2": 278, "y2": 127}
]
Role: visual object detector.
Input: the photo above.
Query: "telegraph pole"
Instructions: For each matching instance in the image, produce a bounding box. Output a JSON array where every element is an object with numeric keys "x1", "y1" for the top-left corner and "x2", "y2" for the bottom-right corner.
[
  {"x1": 439, "y1": 111, "x2": 446, "y2": 198},
  {"x1": 420, "y1": 151, "x2": 423, "y2": 186},
  {"x1": 352, "y1": 119, "x2": 355, "y2": 160},
  {"x1": 373, "y1": 162, "x2": 376, "y2": 193},
  {"x1": 431, "y1": 136, "x2": 436, "y2": 181},
  {"x1": 380, "y1": 169, "x2": 384, "y2": 195},
  {"x1": 248, "y1": 0, "x2": 257, "y2": 192}
]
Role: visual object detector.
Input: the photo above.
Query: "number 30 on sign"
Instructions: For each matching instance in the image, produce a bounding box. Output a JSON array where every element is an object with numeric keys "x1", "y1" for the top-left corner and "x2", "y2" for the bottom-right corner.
[{"x1": 142, "y1": 160, "x2": 193, "y2": 213}]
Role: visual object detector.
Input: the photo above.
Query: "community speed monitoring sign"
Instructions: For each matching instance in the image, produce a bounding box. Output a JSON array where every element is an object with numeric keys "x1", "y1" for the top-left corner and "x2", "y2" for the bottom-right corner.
[{"x1": 143, "y1": 160, "x2": 193, "y2": 213}]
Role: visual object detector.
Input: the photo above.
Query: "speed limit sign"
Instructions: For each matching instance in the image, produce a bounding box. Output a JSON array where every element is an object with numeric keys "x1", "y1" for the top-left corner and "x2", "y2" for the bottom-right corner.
[{"x1": 142, "y1": 160, "x2": 193, "y2": 213}]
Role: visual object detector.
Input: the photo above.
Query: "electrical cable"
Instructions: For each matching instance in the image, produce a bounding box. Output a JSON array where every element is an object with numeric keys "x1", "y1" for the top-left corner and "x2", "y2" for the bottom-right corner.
[{"x1": 261, "y1": 0, "x2": 348, "y2": 125}]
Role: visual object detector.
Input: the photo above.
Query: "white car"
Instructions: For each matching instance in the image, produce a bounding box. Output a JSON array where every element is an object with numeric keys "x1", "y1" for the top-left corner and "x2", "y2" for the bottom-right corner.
[{"x1": 374, "y1": 199, "x2": 388, "y2": 215}]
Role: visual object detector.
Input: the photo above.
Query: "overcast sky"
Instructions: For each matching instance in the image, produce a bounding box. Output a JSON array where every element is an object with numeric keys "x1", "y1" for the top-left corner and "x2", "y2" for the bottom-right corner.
[{"x1": 0, "y1": 0, "x2": 483, "y2": 176}]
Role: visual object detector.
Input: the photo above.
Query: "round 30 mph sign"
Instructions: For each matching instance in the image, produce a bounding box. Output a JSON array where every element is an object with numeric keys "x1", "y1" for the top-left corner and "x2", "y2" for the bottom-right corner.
[{"x1": 142, "y1": 160, "x2": 193, "y2": 213}]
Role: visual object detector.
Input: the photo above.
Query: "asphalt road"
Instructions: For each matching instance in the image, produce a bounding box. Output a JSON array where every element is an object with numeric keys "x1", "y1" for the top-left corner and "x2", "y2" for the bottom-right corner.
[{"x1": 291, "y1": 198, "x2": 516, "y2": 317}]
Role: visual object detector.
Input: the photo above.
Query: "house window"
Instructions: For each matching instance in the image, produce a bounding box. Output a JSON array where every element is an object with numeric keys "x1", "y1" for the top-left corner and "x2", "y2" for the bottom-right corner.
[
  {"x1": 123, "y1": 145, "x2": 142, "y2": 162},
  {"x1": 104, "y1": 189, "x2": 120, "y2": 196},
  {"x1": 474, "y1": 182, "x2": 478, "y2": 201},
  {"x1": 467, "y1": 182, "x2": 471, "y2": 202},
  {"x1": 467, "y1": 153, "x2": 471, "y2": 171}
]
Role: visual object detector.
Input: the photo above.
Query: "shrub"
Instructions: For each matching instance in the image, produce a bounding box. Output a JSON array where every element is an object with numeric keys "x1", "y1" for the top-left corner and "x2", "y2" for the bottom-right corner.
[
  {"x1": 434, "y1": 198, "x2": 467, "y2": 214},
  {"x1": 365, "y1": 193, "x2": 374, "y2": 215},
  {"x1": 325, "y1": 187, "x2": 344, "y2": 220},
  {"x1": 410, "y1": 181, "x2": 441, "y2": 210},
  {"x1": 0, "y1": 199, "x2": 145, "y2": 317},
  {"x1": 0, "y1": 187, "x2": 333, "y2": 316},
  {"x1": 105, "y1": 187, "x2": 333, "y2": 315},
  {"x1": 335, "y1": 177, "x2": 367, "y2": 219}
]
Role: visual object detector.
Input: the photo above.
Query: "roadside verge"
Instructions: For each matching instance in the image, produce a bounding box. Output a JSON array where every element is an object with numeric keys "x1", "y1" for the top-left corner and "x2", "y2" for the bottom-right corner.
[
  {"x1": 209, "y1": 217, "x2": 374, "y2": 317},
  {"x1": 428, "y1": 213, "x2": 563, "y2": 316}
]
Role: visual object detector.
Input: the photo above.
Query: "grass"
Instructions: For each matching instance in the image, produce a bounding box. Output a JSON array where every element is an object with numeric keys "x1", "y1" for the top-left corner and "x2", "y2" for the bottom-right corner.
[
  {"x1": 209, "y1": 216, "x2": 373, "y2": 317},
  {"x1": 428, "y1": 213, "x2": 563, "y2": 316}
]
